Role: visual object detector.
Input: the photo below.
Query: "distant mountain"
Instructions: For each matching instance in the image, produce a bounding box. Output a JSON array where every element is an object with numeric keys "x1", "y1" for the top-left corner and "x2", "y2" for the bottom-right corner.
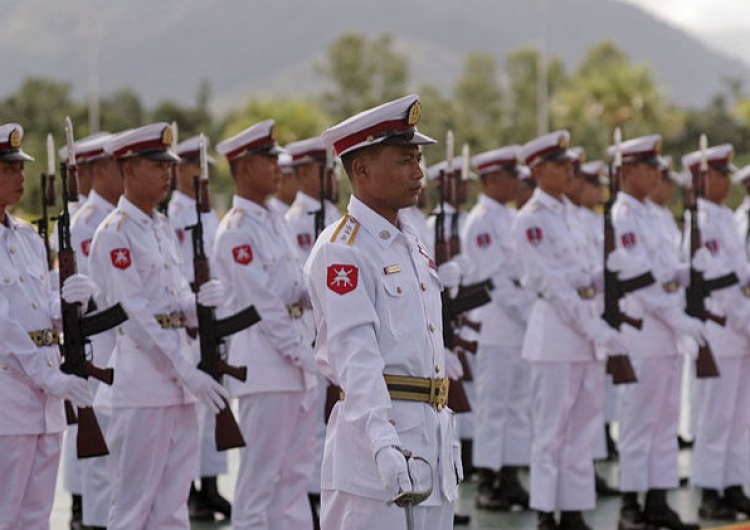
[{"x1": 0, "y1": 0, "x2": 747, "y2": 110}]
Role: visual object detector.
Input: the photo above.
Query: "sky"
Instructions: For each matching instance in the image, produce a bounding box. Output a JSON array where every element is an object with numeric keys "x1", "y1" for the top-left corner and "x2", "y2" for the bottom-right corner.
[{"x1": 620, "y1": 0, "x2": 750, "y2": 66}]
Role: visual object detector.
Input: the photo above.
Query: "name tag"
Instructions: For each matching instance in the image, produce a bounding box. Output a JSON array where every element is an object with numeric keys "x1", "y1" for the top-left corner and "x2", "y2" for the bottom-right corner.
[{"x1": 383, "y1": 264, "x2": 401, "y2": 275}]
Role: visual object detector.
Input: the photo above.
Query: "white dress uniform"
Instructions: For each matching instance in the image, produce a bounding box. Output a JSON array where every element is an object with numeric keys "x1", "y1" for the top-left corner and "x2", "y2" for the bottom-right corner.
[
  {"x1": 285, "y1": 190, "x2": 341, "y2": 496},
  {"x1": 167, "y1": 189, "x2": 224, "y2": 479},
  {"x1": 0, "y1": 214, "x2": 67, "y2": 529},
  {"x1": 305, "y1": 195, "x2": 459, "y2": 530},
  {"x1": 690, "y1": 198, "x2": 750, "y2": 490},
  {"x1": 90, "y1": 195, "x2": 202, "y2": 530},
  {"x1": 213, "y1": 194, "x2": 318, "y2": 530},
  {"x1": 69, "y1": 190, "x2": 118, "y2": 527},
  {"x1": 735, "y1": 194, "x2": 750, "y2": 249},
  {"x1": 400, "y1": 205, "x2": 432, "y2": 252},
  {"x1": 267, "y1": 196, "x2": 292, "y2": 217},
  {"x1": 461, "y1": 193, "x2": 532, "y2": 471},
  {"x1": 512, "y1": 187, "x2": 608, "y2": 512},
  {"x1": 613, "y1": 191, "x2": 688, "y2": 493}
]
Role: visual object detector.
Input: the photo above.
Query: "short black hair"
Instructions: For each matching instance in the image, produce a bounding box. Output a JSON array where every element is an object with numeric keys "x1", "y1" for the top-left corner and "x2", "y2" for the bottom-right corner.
[{"x1": 340, "y1": 144, "x2": 386, "y2": 182}]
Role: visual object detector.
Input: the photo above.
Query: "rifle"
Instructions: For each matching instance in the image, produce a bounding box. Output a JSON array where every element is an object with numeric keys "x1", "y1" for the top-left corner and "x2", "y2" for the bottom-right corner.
[
  {"x1": 34, "y1": 134, "x2": 57, "y2": 270},
  {"x1": 189, "y1": 136, "x2": 262, "y2": 450},
  {"x1": 685, "y1": 134, "x2": 736, "y2": 378},
  {"x1": 57, "y1": 117, "x2": 128, "y2": 458},
  {"x1": 602, "y1": 128, "x2": 651, "y2": 384}
]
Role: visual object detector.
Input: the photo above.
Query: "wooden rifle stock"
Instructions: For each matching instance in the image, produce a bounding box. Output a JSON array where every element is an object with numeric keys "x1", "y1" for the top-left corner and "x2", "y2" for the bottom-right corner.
[
  {"x1": 455, "y1": 350, "x2": 474, "y2": 382},
  {"x1": 457, "y1": 314, "x2": 481, "y2": 333},
  {"x1": 696, "y1": 344, "x2": 720, "y2": 378},
  {"x1": 606, "y1": 354, "x2": 638, "y2": 385},
  {"x1": 619, "y1": 313, "x2": 643, "y2": 330},
  {"x1": 84, "y1": 360, "x2": 114, "y2": 386},
  {"x1": 452, "y1": 336, "x2": 477, "y2": 355}
]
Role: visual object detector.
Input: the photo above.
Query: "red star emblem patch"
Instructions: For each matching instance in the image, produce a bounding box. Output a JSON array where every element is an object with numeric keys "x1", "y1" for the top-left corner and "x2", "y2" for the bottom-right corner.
[
  {"x1": 110, "y1": 248, "x2": 132, "y2": 270},
  {"x1": 621, "y1": 232, "x2": 637, "y2": 249},
  {"x1": 232, "y1": 244, "x2": 253, "y2": 265},
  {"x1": 476, "y1": 233, "x2": 492, "y2": 248},
  {"x1": 297, "y1": 233, "x2": 313, "y2": 250},
  {"x1": 526, "y1": 227, "x2": 543, "y2": 246},
  {"x1": 81, "y1": 239, "x2": 92, "y2": 257},
  {"x1": 327, "y1": 264, "x2": 358, "y2": 295},
  {"x1": 705, "y1": 239, "x2": 719, "y2": 255}
]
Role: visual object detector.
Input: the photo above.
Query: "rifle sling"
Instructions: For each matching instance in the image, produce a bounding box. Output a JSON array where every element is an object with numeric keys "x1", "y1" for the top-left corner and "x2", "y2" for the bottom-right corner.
[{"x1": 618, "y1": 271, "x2": 656, "y2": 295}]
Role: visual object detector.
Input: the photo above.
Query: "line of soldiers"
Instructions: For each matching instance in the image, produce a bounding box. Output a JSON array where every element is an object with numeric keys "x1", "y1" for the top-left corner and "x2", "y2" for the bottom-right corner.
[{"x1": 4, "y1": 93, "x2": 750, "y2": 530}]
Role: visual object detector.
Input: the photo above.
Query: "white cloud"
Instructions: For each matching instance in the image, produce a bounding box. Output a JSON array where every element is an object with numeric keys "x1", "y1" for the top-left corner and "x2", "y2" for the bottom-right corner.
[{"x1": 620, "y1": 0, "x2": 750, "y2": 33}]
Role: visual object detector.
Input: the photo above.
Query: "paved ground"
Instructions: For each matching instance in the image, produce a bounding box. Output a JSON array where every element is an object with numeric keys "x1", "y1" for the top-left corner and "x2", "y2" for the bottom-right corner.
[{"x1": 49, "y1": 447, "x2": 748, "y2": 529}]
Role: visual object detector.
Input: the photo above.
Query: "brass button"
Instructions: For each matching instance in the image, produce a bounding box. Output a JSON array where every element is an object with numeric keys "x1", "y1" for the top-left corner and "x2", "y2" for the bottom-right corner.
[
  {"x1": 389, "y1": 419, "x2": 396, "y2": 426},
  {"x1": 435, "y1": 364, "x2": 441, "y2": 374},
  {"x1": 118, "y1": 328, "x2": 125, "y2": 336},
  {"x1": 420, "y1": 283, "x2": 427, "y2": 291},
  {"x1": 3, "y1": 278, "x2": 8, "y2": 283},
  {"x1": 165, "y1": 263, "x2": 171, "y2": 269},
  {"x1": 379, "y1": 230, "x2": 390, "y2": 240},
  {"x1": 31, "y1": 303, "x2": 37, "y2": 310},
  {"x1": 47, "y1": 360, "x2": 54, "y2": 367},
  {"x1": 437, "y1": 404, "x2": 444, "y2": 412},
  {"x1": 428, "y1": 323, "x2": 436, "y2": 332},
  {"x1": 19, "y1": 275, "x2": 25, "y2": 282},
  {"x1": 170, "y1": 289, "x2": 176, "y2": 295},
  {"x1": 396, "y1": 287, "x2": 403, "y2": 294},
  {"x1": 9, "y1": 247, "x2": 15, "y2": 254}
]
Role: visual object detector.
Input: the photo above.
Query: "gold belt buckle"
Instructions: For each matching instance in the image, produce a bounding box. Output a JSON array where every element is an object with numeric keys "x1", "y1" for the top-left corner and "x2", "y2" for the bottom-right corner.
[
  {"x1": 429, "y1": 377, "x2": 449, "y2": 411},
  {"x1": 577, "y1": 286, "x2": 596, "y2": 300},
  {"x1": 170, "y1": 312, "x2": 184, "y2": 328}
]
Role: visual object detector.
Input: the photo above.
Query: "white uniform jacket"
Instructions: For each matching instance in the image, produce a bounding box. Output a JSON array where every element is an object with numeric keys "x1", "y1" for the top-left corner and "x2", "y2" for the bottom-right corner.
[
  {"x1": 511, "y1": 188, "x2": 601, "y2": 363},
  {"x1": 694, "y1": 199, "x2": 750, "y2": 356},
  {"x1": 167, "y1": 190, "x2": 220, "y2": 284},
  {"x1": 613, "y1": 193, "x2": 683, "y2": 357},
  {"x1": 461, "y1": 194, "x2": 531, "y2": 347},
  {"x1": 735, "y1": 195, "x2": 750, "y2": 252},
  {"x1": 304, "y1": 195, "x2": 460, "y2": 505},
  {"x1": 285, "y1": 191, "x2": 341, "y2": 259},
  {"x1": 213, "y1": 195, "x2": 315, "y2": 397},
  {"x1": 0, "y1": 215, "x2": 65, "y2": 435},
  {"x1": 89, "y1": 197, "x2": 199, "y2": 409}
]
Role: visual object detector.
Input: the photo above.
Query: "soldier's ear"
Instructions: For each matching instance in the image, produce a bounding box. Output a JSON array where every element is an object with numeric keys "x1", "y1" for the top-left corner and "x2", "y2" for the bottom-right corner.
[{"x1": 351, "y1": 156, "x2": 368, "y2": 181}]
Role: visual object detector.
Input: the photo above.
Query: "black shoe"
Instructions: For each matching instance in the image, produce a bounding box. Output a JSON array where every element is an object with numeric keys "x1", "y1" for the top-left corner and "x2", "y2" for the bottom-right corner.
[
  {"x1": 559, "y1": 511, "x2": 592, "y2": 530},
  {"x1": 476, "y1": 488, "x2": 511, "y2": 511},
  {"x1": 698, "y1": 489, "x2": 736, "y2": 521},
  {"x1": 596, "y1": 473, "x2": 621, "y2": 497},
  {"x1": 725, "y1": 485, "x2": 750, "y2": 516},
  {"x1": 619, "y1": 503, "x2": 649, "y2": 530},
  {"x1": 644, "y1": 490, "x2": 699, "y2": 530},
  {"x1": 309, "y1": 493, "x2": 321, "y2": 530},
  {"x1": 199, "y1": 476, "x2": 232, "y2": 520},
  {"x1": 70, "y1": 494, "x2": 83, "y2": 530},
  {"x1": 188, "y1": 483, "x2": 215, "y2": 522},
  {"x1": 538, "y1": 511, "x2": 558, "y2": 530},
  {"x1": 460, "y1": 439, "x2": 476, "y2": 479},
  {"x1": 453, "y1": 513, "x2": 471, "y2": 525},
  {"x1": 498, "y1": 467, "x2": 530, "y2": 509}
]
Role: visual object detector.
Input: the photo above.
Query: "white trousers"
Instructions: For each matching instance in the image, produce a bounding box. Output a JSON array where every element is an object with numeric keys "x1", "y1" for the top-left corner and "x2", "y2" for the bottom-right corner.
[
  {"x1": 473, "y1": 344, "x2": 532, "y2": 470},
  {"x1": 234, "y1": 390, "x2": 317, "y2": 530},
  {"x1": 107, "y1": 404, "x2": 198, "y2": 530},
  {"x1": 81, "y1": 410, "x2": 111, "y2": 527},
  {"x1": 619, "y1": 355, "x2": 681, "y2": 492},
  {"x1": 692, "y1": 356, "x2": 750, "y2": 489},
  {"x1": 62, "y1": 423, "x2": 83, "y2": 494},
  {"x1": 320, "y1": 489, "x2": 453, "y2": 530},
  {"x1": 196, "y1": 401, "x2": 228, "y2": 477},
  {"x1": 309, "y1": 378, "x2": 328, "y2": 494},
  {"x1": 0, "y1": 433, "x2": 61, "y2": 530},
  {"x1": 456, "y1": 352, "x2": 476, "y2": 439},
  {"x1": 529, "y1": 361, "x2": 604, "y2": 512}
]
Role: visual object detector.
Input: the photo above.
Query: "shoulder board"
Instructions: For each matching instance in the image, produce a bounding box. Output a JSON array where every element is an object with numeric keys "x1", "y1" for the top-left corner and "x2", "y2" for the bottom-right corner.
[
  {"x1": 14, "y1": 217, "x2": 36, "y2": 233},
  {"x1": 102, "y1": 210, "x2": 128, "y2": 231},
  {"x1": 330, "y1": 214, "x2": 360, "y2": 246},
  {"x1": 71, "y1": 203, "x2": 92, "y2": 225},
  {"x1": 224, "y1": 208, "x2": 245, "y2": 230}
]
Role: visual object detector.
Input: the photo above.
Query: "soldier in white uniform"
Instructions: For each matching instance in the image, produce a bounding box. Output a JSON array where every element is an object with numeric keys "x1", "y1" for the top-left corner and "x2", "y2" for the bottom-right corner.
[
  {"x1": 267, "y1": 151, "x2": 299, "y2": 217},
  {"x1": 90, "y1": 123, "x2": 229, "y2": 530},
  {"x1": 166, "y1": 134, "x2": 231, "y2": 522},
  {"x1": 734, "y1": 164, "x2": 750, "y2": 244},
  {"x1": 609, "y1": 135, "x2": 702, "y2": 530},
  {"x1": 306, "y1": 94, "x2": 459, "y2": 530},
  {"x1": 284, "y1": 136, "x2": 342, "y2": 528},
  {"x1": 461, "y1": 145, "x2": 533, "y2": 511},
  {"x1": 682, "y1": 145, "x2": 750, "y2": 520},
  {"x1": 67, "y1": 132, "x2": 124, "y2": 530},
  {"x1": 512, "y1": 130, "x2": 625, "y2": 530},
  {"x1": 213, "y1": 120, "x2": 318, "y2": 530},
  {"x1": 0, "y1": 123, "x2": 95, "y2": 529},
  {"x1": 57, "y1": 131, "x2": 115, "y2": 530}
]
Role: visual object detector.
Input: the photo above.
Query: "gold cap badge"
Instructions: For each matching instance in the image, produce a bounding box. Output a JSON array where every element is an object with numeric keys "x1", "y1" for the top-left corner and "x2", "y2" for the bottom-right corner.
[
  {"x1": 270, "y1": 125, "x2": 277, "y2": 142},
  {"x1": 9, "y1": 128, "x2": 21, "y2": 148},
  {"x1": 558, "y1": 134, "x2": 568, "y2": 149},
  {"x1": 161, "y1": 126, "x2": 173, "y2": 146},
  {"x1": 407, "y1": 101, "x2": 421, "y2": 126}
]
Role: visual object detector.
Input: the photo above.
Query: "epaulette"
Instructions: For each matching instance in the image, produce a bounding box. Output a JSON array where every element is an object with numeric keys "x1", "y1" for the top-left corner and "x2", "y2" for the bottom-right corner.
[
  {"x1": 329, "y1": 214, "x2": 360, "y2": 246},
  {"x1": 102, "y1": 210, "x2": 128, "y2": 232},
  {"x1": 225, "y1": 208, "x2": 245, "y2": 230}
]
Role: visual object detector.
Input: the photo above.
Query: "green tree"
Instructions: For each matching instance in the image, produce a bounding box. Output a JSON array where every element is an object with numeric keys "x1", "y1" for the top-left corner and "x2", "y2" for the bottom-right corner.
[{"x1": 317, "y1": 33, "x2": 408, "y2": 122}]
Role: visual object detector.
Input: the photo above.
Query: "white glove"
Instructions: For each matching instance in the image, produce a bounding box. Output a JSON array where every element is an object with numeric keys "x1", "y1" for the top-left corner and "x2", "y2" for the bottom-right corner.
[
  {"x1": 451, "y1": 254, "x2": 471, "y2": 280},
  {"x1": 691, "y1": 247, "x2": 717, "y2": 275},
  {"x1": 197, "y1": 279, "x2": 225, "y2": 308},
  {"x1": 48, "y1": 269, "x2": 60, "y2": 293},
  {"x1": 663, "y1": 309, "x2": 706, "y2": 346},
  {"x1": 289, "y1": 349, "x2": 319, "y2": 375},
  {"x1": 589, "y1": 324, "x2": 627, "y2": 355},
  {"x1": 592, "y1": 267, "x2": 605, "y2": 294},
  {"x1": 606, "y1": 248, "x2": 650, "y2": 279},
  {"x1": 437, "y1": 261, "x2": 460, "y2": 291},
  {"x1": 179, "y1": 368, "x2": 229, "y2": 414},
  {"x1": 61, "y1": 273, "x2": 97, "y2": 305},
  {"x1": 39, "y1": 372, "x2": 94, "y2": 409},
  {"x1": 375, "y1": 446, "x2": 413, "y2": 498}
]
